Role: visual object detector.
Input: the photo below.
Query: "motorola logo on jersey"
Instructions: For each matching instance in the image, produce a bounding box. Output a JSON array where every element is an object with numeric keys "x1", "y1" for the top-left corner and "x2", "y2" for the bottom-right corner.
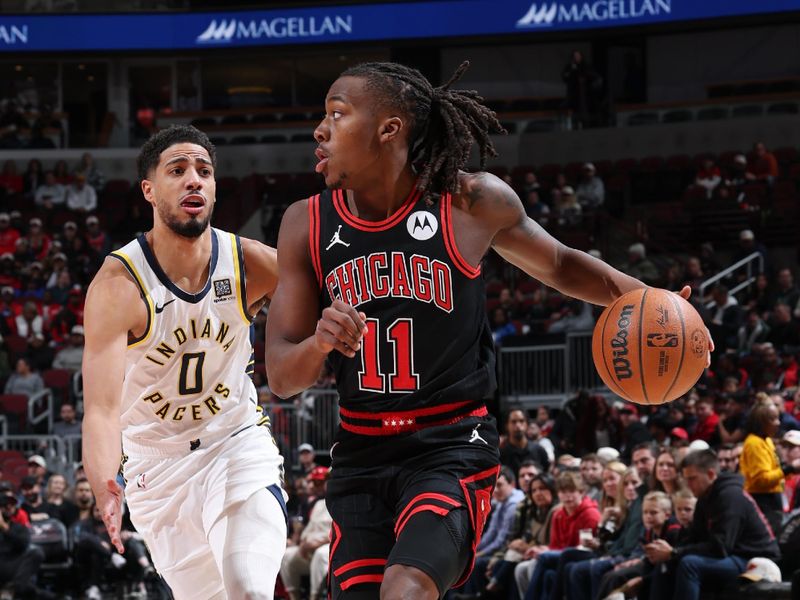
[{"x1": 406, "y1": 210, "x2": 438, "y2": 241}]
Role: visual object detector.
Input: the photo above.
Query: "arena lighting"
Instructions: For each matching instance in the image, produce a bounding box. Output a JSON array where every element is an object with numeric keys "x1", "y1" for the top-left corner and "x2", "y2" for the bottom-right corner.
[{"x1": 0, "y1": 0, "x2": 796, "y2": 52}]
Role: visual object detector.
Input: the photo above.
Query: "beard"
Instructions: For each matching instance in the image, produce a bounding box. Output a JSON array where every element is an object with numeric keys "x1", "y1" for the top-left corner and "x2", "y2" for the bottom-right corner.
[
  {"x1": 328, "y1": 171, "x2": 348, "y2": 190},
  {"x1": 158, "y1": 201, "x2": 213, "y2": 238}
]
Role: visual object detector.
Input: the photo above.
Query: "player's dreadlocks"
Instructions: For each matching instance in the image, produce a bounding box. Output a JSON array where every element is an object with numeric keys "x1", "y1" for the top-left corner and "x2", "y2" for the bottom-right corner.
[{"x1": 342, "y1": 60, "x2": 506, "y2": 200}]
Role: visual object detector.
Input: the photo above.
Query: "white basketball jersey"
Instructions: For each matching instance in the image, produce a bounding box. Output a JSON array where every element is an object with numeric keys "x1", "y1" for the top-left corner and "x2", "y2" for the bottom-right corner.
[{"x1": 112, "y1": 227, "x2": 266, "y2": 455}]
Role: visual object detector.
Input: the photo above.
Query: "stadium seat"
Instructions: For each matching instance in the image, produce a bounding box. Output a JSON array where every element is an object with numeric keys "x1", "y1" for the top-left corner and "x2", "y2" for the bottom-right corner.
[
  {"x1": 290, "y1": 133, "x2": 313, "y2": 143},
  {"x1": 261, "y1": 134, "x2": 288, "y2": 144},
  {"x1": 252, "y1": 113, "x2": 279, "y2": 124},
  {"x1": 230, "y1": 135, "x2": 258, "y2": 145},
  {"x1": 731, "y1": 104, "x2": 763, "y2": 118},
  {"x1": 661, "y1": 110, "x2": 692, "y2": 123},
  {"x1": 0, "y1": 394, "x2": 29, "y2": 432},
  {"x1": 627, "y1": 112, "x2": 658, "y2": 126},
  {"x1": 767, "y1": 102, "x2": 799, "y2": 115},
  {"x1": 774, "y1": 147, "x2": 798, "y2": 165},
  {"x1": 4, "y1": 335, "x2": 28, "y2": 359},
  {"x1": 221, "y1": 114, "x2": 248, "y2": 125},
  {"x1": 43, "y1": 369, "x2": 72, "y2": 408}
]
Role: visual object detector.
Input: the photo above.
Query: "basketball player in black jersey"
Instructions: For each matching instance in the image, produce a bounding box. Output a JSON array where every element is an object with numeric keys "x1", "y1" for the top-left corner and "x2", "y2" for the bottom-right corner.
[{"x1": 266, "y1": 62, "x2": 710, "y2": 599}]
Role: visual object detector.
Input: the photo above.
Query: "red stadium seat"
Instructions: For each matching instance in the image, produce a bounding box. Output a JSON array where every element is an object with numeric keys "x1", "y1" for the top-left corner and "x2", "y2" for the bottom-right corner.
[
  {"x1": 43, "y1": 369, "x2": 73, "y2": 407},
  {"x1": 4, "y1": 335, "x2": 28, "y2": 359},
  {"x1": 0, "y1": 394, "x2": 29, "y2": 432}
]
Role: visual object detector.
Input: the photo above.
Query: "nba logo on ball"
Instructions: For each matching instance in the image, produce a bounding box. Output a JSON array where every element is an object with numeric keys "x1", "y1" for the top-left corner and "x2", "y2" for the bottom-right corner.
[
  {"x1": 407, "y1": 211, "x2": 438, "y2": 241},
  {"x1": 592, "y1": 288, "x2": 708, "y2": 405}
]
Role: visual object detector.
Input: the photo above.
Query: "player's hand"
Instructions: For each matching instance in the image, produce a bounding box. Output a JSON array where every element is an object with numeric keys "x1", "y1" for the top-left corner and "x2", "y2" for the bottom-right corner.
[
  {"x1": 314, "y1": 299, "x2": 368, "y2": 358},
  {"x1": 99, "y1": 479, "x2": 125, "y2": 554},
  {"x1": 677, "y1": 285, "x2": 715, "y2": 367}
]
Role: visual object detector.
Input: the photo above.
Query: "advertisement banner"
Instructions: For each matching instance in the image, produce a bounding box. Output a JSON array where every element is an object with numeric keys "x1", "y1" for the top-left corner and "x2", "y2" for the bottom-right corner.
[{"x1": 0, "y1": 0, "x2": 796, "y2": 52}]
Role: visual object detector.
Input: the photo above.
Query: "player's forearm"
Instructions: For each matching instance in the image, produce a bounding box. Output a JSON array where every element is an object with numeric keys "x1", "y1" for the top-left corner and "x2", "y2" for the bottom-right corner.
[
  {"x1": 552, "y1": 248, "x2": 647, "y2": 306},
  {"x1": 266, "y1": 336, "x2": 328, "y2": 398},
  {"x1": 82, "y1": 408, "x2": 122, "y2": 495}
]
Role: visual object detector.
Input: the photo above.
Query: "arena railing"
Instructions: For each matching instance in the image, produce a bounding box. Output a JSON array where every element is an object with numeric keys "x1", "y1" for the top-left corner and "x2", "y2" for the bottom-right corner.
[
  {"x1": 0, "y1": 435, "x2": 70, "y2": 476},
  {"x1": 497, "y1": 331, "x2": 604, "y2": 407},
  {"x1": 28, "y1": 389, "x2": 54, "y2": 434},
  {"x1": 698, "y1": 251, "x2": 764, "y2": 307},
  {"x1": 0, "y1": 415, "x2": 6, "y2": 438}
]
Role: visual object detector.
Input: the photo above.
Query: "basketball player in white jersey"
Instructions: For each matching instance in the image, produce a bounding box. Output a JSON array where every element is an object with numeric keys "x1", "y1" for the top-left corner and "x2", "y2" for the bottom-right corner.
[{"x1": 82, "y1": 125, "x2": 286, "y2": 600}]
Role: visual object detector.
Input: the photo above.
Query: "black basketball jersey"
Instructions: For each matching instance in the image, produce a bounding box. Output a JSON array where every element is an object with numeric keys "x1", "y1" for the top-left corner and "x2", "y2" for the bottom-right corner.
[{"x1": 309, "y1": 187, "x2": 496, "y2": 421}]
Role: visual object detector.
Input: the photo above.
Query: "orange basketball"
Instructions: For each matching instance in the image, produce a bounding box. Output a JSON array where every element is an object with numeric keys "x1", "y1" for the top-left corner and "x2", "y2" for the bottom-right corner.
[{"x1": 591, "y1": 288, "x2": 708, "y2": 405}]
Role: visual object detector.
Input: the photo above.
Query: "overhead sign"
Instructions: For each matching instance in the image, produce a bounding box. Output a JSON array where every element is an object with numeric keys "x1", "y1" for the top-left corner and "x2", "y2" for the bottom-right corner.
[{"x1": 0, "y1": 0, "x2": 796, "y2": 52}]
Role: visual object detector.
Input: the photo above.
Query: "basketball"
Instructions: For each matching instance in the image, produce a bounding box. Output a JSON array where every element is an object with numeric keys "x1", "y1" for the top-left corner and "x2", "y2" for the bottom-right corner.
[{"x1": 592, "y1": 288, "x2": 708, "y2": 405}]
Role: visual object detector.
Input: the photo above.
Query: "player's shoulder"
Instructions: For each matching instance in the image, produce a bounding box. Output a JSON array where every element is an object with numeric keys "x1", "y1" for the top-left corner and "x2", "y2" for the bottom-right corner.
[
  {"x1": 87, "y1": 256, "x2": 140, "y2": 299},
  {"x1": 454, "y1": 170, "x2": 523, "y2": 218}
]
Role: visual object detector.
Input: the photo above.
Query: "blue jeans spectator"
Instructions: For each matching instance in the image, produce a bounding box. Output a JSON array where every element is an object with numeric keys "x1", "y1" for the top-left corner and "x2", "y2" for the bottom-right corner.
[
  {"x1": 524, "y1": 550, "x2": 561, "y2": 600},
  {"x1": 566, "y1": 556, "x2": 615, "y2": 600},
  {"x1": 651, "y1": 554, "x2": 747, "y2": 600}
]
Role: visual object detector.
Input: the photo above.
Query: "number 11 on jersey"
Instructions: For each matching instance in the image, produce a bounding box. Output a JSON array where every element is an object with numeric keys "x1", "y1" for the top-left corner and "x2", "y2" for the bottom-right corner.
[{"x1": 358, "y1": 318, "x2": 419, "y2": 393}]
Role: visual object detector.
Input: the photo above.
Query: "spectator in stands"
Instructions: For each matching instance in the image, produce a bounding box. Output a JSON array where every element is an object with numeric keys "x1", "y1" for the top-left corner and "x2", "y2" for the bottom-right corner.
[
  {"x1": 580, "y1": 453, "x2": 604, "y2": 502},
  {"x1": 575, "y1": 162, "x2": 605, "y2": 210},
  {"x1": 717, "y1": 393, "x2": 748, "y2": 444},
  {"x1": 52, "y1": 159, "x2": 71, "y2": 185},
  {"x1": 43, "y1": 473, "x2": 78, "y2": 526},
  {"x1": 693, "y1": 158, "x2": 722, "y2": 199},
  {"x1": 767, "y1": 268, "x2": 799, "y2": 310},
  {"x1": 0, "y1": 213, "x2": 19, "y2": 257},
  {"x1": 619, "y1": 243, "x2": 660, "y2": 287},
  {"x1": 630, "y1": 443, "x2": 657, "y2": 485},
  {"x1": 0, "y1": 482, "x2": 58, "y2": 600},
  {"x1": 0, "y1": 100, "x2": 27, "y2": 149},
  {"x1": 781, "y1": 430, "x2": 800, "y2": 510},
  {"x1": 4, "y1": 357, "x2": 44, "y2": 399},
  {"x1": 297, "y1": 443, "x2": 317, "y2": 476},
  {"x1": 500, "y1": 406, "x2": 550, "y2": 474},
  {"x1": 24, "y1": 332, "x2": 52, "y2": 372},
  {"x1": 574, "y1": 394, "x2": 620, "y2": 455},
  {"x1": 25, "y1": 217, "x2": 51, "y2": 261},
  {"x1": 524, "y1": 189, "x2": 550, "y2": 224},
  {"x1": 74, "y1": 151, "x2": 105, "y2": 192},
  {"x1": 491, "y1": 306, "x2": 518, "y2": 345},
  {"x1": 547, "y1": 299, "x2": 594, "y2": 334},
  {"x1": 0, "y1": 159, "x2": 22, "y2": 195},
  {"x1": 14, "y1": 301, "x2": 43, "y2": 338},
  {"x1": 707, "y1": 285, "x2": 742, "y2": 351},
  {"x1": 650, "y1": 447, "x2": 684, "y2": 495},
  {"x1": 22, "y1": 158, "x2": 43, "y2": 198},
  {"x1": 523, "y1": 470, "x2": 601, "y2": 600},
  {"x1": 737, "y1": 309, "x2": 771, "y2": 355},
  {"x1": 52, "y1": 324, "x2": 85, "y2": 372},
  {"x1": 619, "y1": 410, "x2": 653, "y2": 462},
  {"x1": 740, "y1": 399, "x2": 785, "y2": 533},
  {"x1": 53, "y1": 403, "x2": 81, "y2": 438},
  {"x1": 19, "y1": 476, "x2": 50, "y2": 522},
  {"x1": 46, "y1": 269, "x2": 72, "y2": 306},
  {"x1": 746, "y1": 142, "x2": 779, "y2": 187},
  {"x1": 73, "y1": 500, "x2": 151, "y2": 600},
  {"x1": 645, "y1": 449, "x2": 780, "y2": 600},
  {"x1": 72, "y1": 477, "x2": 94, "y2": 522},
  {"x1": 562, "y1": 50, "x2": 602, "y2": 129},
  {"x1": 26, "y1": 455, "x2": 49, "y2": 487},
  {"x1": 733, "y1": 229, "x2": 768, "y2": 274},
  {"x1": 279, "y1": 466, "x2": 332, "y2": 600},
  {"x1": 65, "y1": 172, "x2": 97, "y2": 214},
  {"x1": 765, "y1": 304, "x2": 800, "y2": 354},
  {"x1": 692, "y1": 395, "x2": 719, "y2": 442},
  {"x1": 33, "y1": 171, "x2": 65, "y2": 209},
  {"x1": 85, "y1": 215, "x2": 111, "y2": 259},
  {"x1": 553, "y1": 186, "x2": 582, "y2": 226}
]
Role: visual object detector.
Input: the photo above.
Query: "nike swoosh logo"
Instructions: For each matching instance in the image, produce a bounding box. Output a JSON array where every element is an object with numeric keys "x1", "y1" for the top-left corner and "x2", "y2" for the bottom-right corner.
[{"x1": 155, "y1": 299, "x2": 176, "y2": 313}]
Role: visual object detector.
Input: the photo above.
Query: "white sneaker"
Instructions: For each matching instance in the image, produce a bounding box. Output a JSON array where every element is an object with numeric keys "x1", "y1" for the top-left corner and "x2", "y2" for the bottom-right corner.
[
  {"x1": 111, "y1": 553, "x2": 127, "y2": 569},
  {"x1": 85, "y1": 585, "x2": 102, "y2": 600}
]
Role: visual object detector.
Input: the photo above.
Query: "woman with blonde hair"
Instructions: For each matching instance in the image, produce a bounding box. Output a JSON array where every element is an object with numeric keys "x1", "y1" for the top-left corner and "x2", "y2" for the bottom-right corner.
[{"x1": 650, "y1": 447, "x2": 684, "y2": 495}]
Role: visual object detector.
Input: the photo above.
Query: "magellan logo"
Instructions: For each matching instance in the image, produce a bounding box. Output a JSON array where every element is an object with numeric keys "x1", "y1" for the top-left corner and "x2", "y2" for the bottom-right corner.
[
  {"x1": 0, "y1": 24, "x2": 28, "y2": 45},
  {"x1": 610, "y1": 304, "x2": 634, "y2": 380},
  {"x1": 406, "y1": 210, "x2": 438, "y2": 241},
  {"x1": 196, "y1": 15, "x2": 353, "y2": 44},
  {"x1": 516, "y1": 0, "x2": 671, "y2": 29}
]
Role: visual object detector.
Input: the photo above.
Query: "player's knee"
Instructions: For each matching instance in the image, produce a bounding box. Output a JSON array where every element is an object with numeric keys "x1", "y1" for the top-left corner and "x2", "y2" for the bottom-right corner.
[{"x1": 380, "y1": 565, "x2": 438, "y2": 600}]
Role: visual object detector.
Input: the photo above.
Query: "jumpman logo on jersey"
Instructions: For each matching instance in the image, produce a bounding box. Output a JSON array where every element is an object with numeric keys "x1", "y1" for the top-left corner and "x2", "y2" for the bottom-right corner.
[
  {"x1": 326, "y1": 225, "x2": 351, "y2": 251},
  {"x1": 469, "y1": 424, "x2": 487, "y2": 445}
]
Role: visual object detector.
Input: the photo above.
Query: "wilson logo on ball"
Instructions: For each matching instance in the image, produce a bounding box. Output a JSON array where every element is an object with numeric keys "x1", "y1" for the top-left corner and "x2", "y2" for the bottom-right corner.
[{"x1": 610, "y1": 304, "x2": 634, "y2": 380}]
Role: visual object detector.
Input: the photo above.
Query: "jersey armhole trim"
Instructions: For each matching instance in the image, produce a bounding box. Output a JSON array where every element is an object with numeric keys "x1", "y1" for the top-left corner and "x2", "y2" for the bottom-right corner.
[
  {"x1": 109, "y1": 251, "x2": 153, "y2": 348},
  {"x1": 440, "y1": 193, "x2": 481, "y2": 279},
  {"x1": 230, "y1": 233, "x2": 252, "y2": 324},
  {"x1": 308, "y1": 194, "x2": 323, "y2": 289}
]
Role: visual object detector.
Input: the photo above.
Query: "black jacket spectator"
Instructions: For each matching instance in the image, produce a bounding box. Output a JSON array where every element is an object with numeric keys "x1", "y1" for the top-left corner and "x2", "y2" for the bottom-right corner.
[{"x1": 677, "y1": 472, "x2": 779, "y2": 560}]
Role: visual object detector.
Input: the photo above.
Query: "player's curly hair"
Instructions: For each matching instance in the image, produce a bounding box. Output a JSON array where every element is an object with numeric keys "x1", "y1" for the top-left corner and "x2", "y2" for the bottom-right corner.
[
  {"x1": 136, "y1": 124, "x2": 216, "y2": 181},
  {"x1": 342, "y1": 61, "x2": 506, "y2": 199}
]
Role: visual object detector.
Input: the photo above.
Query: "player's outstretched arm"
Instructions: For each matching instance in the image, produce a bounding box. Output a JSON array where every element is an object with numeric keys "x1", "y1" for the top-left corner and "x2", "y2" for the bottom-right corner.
[
  {"x1": 266, "y1": 200, "x2": 367, "y2": 398},
  {"x1": 82, "y1": 258, "x2": 144, "y2": 553},
  {"x1": 240, "y1": 237, "x2": 278, "y2": 313},
  {"x1": 466, "y1": 172, "x2": 645, "y2": 306}
]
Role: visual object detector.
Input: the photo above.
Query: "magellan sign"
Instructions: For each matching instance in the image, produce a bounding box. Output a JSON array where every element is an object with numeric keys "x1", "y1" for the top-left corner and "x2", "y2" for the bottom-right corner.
[
  {"x1": 517, "y1": 0, "x2": 671, "y2": 28},
  {"x1": 196, "y1": 15, "x2": 353, "y2": 44},
  {"x1": 0, "y1": 24, "x2": 27, "y2": 45}
]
